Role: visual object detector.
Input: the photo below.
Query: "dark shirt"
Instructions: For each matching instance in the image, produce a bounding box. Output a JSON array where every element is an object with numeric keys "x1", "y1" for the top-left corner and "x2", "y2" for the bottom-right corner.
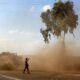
[{"x1": 25, "y1": 60, "x2": 29, "y2": 67}]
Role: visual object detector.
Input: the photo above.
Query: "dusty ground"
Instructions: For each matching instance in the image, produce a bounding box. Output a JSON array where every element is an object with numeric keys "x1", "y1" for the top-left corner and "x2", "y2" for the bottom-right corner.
[{"x1": 0, "y1": 71, "x2": 80, "y2": 80}]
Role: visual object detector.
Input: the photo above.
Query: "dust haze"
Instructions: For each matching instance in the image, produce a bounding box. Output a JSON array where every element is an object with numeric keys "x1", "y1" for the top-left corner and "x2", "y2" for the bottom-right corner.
[
  {"x1": 0, "y1": 39, "x2": 80, "y2": 72},
  {"x1": 29, "y1": 39, "x2": 80, "y2": 72}
]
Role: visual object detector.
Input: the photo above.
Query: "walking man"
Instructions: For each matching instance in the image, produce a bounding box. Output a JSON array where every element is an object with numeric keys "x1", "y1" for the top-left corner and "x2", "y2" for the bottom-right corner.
[{"x1": 23, "y1": 58, "x2": 30, "y2": 74}]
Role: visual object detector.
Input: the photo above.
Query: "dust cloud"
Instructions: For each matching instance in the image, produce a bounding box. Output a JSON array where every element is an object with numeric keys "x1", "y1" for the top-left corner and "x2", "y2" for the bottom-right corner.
[
  {"x1": 0, "y1": 39, "x2": 80, "y2": 72},
  {"x1": 0, "y1": 53, "x2": 23, "y2": 70},
  {"x1": 29, "y1": 39, "x2": 80, "y2": 72}
]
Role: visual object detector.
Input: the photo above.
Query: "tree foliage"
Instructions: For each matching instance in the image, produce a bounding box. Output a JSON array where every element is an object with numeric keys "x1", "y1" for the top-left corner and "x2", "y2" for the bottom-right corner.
[{"x1": 40, "y1": 1, "x2": 78, "y2": 43}]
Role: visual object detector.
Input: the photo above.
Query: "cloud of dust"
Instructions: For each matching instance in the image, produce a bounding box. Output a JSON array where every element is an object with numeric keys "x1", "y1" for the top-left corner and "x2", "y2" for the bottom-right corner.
[
  {"x1": 29, "y1": 39, "x2": 80, "y2": 72},
  {"x1": 0, "y1": 53, "x2": 23, "y2": 70},
  {"x1": 0, "y1": 39, "x2": 80, "y2": 72}
]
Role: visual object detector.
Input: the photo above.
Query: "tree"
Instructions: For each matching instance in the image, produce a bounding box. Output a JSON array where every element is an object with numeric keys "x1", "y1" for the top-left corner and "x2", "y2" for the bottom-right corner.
[{"x1": 40, "y1": 0, "x2": 78, "y2": 43}]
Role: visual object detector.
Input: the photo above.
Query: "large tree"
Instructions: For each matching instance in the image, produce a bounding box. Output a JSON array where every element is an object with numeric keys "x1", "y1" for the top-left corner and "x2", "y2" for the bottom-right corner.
[{"x1": 40, "y1": 0, "x2": 78, "y2": 43}]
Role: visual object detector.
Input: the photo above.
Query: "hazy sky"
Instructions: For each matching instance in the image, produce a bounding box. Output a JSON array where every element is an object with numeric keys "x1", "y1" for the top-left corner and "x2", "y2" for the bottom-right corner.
[{"x1": 0, "y1": 0, "x2": 80, "y2": 55}]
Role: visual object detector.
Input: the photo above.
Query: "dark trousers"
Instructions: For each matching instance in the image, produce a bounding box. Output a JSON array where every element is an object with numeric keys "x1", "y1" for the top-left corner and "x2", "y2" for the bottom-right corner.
[{"x1": 23, "y1": 66, "x2": 30, "y2": 74}]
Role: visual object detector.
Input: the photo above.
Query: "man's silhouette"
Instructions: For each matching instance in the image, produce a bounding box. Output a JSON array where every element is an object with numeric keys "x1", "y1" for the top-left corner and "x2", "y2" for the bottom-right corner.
[{"x1": 23, "y1": 58, "x2": 30, "y2": 74}]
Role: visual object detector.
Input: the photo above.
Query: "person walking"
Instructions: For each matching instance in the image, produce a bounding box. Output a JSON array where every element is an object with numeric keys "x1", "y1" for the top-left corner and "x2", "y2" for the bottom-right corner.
[{"x1": 23, "y1": 58, "x2": 30, "y2": 74}]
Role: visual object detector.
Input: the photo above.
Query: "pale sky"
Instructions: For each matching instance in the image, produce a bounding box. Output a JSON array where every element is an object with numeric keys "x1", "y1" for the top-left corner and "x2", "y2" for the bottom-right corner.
[{"x1": 0, "y1": 0, "x2": 80, "y2": 55}]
